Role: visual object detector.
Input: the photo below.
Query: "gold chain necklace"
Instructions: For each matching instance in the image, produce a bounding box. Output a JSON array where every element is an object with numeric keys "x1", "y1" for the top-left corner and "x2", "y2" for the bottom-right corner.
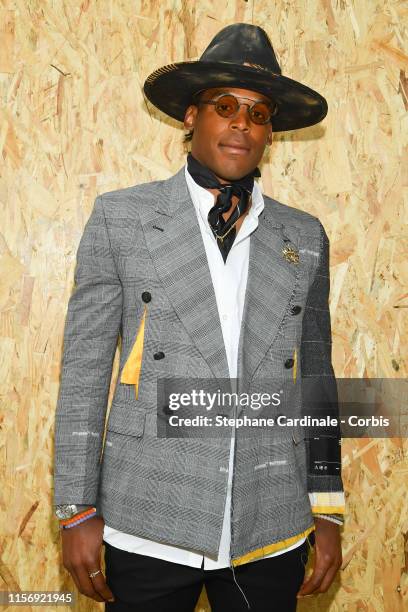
[{"x1": 213, "y1": 195, "x2": 252, "y2": 243}]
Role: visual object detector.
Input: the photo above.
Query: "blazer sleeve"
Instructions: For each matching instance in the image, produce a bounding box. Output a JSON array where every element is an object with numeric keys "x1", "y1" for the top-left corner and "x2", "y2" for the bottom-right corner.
[
  {"x1": 300, "y1": 220, "x2": 344, "y2": 493},
  {"x1": 53, "y1": 194, "x2": 123, "y2": 507}
]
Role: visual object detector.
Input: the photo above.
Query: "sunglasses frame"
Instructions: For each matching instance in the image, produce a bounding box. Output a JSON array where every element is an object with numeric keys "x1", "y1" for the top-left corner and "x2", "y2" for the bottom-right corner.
[{"x1": 195, "y1": 92, "x2": 278, "y2": 125}]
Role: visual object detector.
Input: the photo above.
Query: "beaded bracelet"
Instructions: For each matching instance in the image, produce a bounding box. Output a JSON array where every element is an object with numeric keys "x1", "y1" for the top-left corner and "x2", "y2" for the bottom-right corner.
[
  {"x1": 60, "y1": 509, "x2": 97, "y2": 530},
  {"x1": 59, "y1": 506, "x2": 96, "y2": 525},
  {"x1": 60, "y1": 507, "x2": 97, "y2": 529}
]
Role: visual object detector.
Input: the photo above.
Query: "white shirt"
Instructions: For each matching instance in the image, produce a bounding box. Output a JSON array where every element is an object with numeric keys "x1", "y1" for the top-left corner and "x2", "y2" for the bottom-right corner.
[{"x1": 103, "y1": 164, "x2": 340, "y2": 567}]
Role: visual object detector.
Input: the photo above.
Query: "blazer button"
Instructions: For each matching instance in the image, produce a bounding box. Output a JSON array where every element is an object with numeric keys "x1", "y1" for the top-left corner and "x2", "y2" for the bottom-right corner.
[
  {"x1": 153, "y1": 351, "x2": 165, "y2": 360},
  {"x1": 142, "y1": 291, "x2": 151, "y2": 303},
  {"x1": 290, "y1": 305, "x2": 302, "y2": 315},
  {"x1": 284, "y1": 358, "x2": 294, "y2": 369}
]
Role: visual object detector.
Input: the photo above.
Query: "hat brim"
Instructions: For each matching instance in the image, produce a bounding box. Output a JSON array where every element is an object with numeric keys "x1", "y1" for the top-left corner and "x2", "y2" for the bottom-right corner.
[{"x1": 143, "y1": 61, "x2": 328, "y2": 132}]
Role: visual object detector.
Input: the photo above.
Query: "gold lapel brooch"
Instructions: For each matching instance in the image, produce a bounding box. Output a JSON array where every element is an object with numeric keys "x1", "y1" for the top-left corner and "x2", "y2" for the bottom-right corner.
[{"x1": 282, "y1": 244, "x2": 299, "y2": 264}]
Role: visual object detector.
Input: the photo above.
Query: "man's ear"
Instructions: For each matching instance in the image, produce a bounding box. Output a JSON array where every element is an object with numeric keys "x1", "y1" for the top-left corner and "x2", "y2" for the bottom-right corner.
[{"x1": 184, "y1": 105, "x2": 197, "y2": 131}]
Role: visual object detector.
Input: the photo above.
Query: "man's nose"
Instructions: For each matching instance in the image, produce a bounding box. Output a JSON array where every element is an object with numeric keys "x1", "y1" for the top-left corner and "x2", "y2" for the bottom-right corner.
[{"x1": 230, "y1": 105, "x2": 251, "y2": 130}]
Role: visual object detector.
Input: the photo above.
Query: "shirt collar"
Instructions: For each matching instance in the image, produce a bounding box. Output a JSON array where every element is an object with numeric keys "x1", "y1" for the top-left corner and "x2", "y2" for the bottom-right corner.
[{"x1": 184, "y1": 164, "x2": 265, "y2": 236}]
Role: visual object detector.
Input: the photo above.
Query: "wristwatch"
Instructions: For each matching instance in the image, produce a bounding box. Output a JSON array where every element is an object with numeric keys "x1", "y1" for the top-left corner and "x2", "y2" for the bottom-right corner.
[{"x1": 55, "y1": 504, "x2": 93, "y2": 520}]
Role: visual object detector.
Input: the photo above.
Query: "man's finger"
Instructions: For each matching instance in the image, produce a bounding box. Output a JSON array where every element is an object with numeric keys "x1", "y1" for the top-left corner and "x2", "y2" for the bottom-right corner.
[
  {"x1": 74, "y1": 565, "x2": 105, "y2": 602},
  {"x1": 87, "y1": 568, "x2": 115, "y2": 602},
  {"x1": 298, "y1": 549, "x2": 336, "y2": 596},
  {"x1": 297, "y1": 568, "x2": 326, "y2": 596},
  {"x1": 313, "y1": 559, "x2": 341, "y2": 594}
]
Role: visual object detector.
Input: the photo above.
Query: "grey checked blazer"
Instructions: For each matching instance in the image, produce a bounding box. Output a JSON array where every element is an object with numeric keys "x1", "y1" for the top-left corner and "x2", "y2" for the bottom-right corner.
[{"x1": 54, "y1": 166, "x2": 344, "y2": 561}]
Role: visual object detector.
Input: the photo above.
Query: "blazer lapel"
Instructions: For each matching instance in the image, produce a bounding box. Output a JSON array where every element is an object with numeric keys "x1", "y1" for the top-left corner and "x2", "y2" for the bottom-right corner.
[
  {"x1": 139, "y1": 167, "x2": 231, "y2": 382},
  {"x1": 236, "y1": 205, "x2": 300, "y2": 389}
]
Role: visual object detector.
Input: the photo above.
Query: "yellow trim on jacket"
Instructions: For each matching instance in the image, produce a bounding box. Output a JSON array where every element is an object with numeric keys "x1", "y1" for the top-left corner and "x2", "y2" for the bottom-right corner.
[
  {"x1": 293, "y1": 347, "x2": 297, "y2": 383},
  {"x1": 311, "y1": 505, "x2": 345, "y2": 514},
  {"x1": 232, "y1": 524, "x2": 316, "y2": 567}
]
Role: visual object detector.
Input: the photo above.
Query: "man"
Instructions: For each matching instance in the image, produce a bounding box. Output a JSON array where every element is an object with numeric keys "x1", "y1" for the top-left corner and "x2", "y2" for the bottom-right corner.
[{"x1": 54, "y1": 23, "x2": 345, "y2": 611}]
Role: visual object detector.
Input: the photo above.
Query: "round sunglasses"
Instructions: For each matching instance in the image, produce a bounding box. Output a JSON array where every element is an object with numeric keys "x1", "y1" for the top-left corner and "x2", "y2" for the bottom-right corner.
[{"x1": 195, "y1": 93, "x2": 278, "y2": 125}]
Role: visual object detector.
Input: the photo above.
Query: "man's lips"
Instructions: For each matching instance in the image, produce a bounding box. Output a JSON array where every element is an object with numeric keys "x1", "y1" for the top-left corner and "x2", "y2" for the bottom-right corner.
[{"x1": 219, "y1": 142, "x2": 250, "y2": 154}]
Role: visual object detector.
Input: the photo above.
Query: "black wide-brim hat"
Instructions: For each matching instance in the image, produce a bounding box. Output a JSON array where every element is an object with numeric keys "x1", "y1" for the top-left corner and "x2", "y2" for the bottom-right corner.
[{"x1": 143, "y1": 23, "x2": 328, "y2": 132}]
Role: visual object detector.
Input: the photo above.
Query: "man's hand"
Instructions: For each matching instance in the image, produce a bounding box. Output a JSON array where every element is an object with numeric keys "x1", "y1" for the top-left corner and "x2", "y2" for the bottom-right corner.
[
  {"x1": 297, "y1": 517, "x2": 342, "y2": 598},
  {"x1": 61, "y1": 515, "x2": 115, "y2": 603}
]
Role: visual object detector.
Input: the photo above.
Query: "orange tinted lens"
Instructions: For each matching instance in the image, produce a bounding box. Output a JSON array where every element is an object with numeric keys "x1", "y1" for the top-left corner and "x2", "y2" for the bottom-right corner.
[
  {"x1": 214, "y1": 95, "x2": 239, "y2": 117},
  {"x1": 249, "y1": 102, "x2": 271, "y2": 124}
]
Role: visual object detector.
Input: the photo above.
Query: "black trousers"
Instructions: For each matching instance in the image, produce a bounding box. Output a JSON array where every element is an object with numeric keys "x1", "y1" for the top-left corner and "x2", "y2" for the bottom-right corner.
[{"x1": 104, "y1": 534, "x2": 314, "y2": 612}]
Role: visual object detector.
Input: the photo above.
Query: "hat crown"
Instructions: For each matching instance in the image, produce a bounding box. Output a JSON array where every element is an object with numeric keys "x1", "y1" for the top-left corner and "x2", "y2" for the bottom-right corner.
[
  {"x1": 143, "y1": 22, "x2": 328, "y2": 131},
  {"x1": 200, "y1": 23, "x2": 282, "y2": 75}
]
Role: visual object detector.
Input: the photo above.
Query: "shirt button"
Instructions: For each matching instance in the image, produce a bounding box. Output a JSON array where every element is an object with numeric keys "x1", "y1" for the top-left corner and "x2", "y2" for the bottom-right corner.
[
  {"x1": 142, "y1": 291, "x2": 151, "y2": 303},
  {"x1": 284, "y1": 358, "x2": 294, "y2": 369},
  {"x1": 153, "y1": 351, "x2": 165, "y2": 360},
  {"x1": 222, "y1": 314, "x2": 228, "y2": 321}
]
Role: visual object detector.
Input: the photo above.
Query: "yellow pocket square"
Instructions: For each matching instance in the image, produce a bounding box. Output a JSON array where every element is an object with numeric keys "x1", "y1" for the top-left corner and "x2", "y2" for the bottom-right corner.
[{"x1": 120, "y1": 305, "x2": 147, "y2": 399}]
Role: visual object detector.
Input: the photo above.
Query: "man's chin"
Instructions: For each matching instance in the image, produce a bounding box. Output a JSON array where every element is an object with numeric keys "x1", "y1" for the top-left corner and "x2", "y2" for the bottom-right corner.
[
  {"x1": 211, "y1": 159, "x2": 256, "y2": 183},
  {"x1": 214, "y1": 167, "x2": 255, "y2": 183}
]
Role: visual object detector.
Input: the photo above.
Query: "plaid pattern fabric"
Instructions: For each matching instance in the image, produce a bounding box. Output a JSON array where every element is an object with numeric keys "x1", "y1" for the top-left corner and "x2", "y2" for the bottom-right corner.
[{"x1": 54, "y1": 166, "x2": 344, "y2": 560}]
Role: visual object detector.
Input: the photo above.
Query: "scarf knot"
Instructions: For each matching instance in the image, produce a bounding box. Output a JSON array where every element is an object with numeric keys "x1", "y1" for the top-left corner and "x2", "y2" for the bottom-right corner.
[{"x1": 187, "y1": 152, "x2": 261, "y2": 262}]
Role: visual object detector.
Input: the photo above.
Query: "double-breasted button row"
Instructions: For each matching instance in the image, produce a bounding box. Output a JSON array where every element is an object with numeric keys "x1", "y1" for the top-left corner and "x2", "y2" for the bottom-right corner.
[{"x1": 140, "y1": 292, "x2": 165, "y2": 360}]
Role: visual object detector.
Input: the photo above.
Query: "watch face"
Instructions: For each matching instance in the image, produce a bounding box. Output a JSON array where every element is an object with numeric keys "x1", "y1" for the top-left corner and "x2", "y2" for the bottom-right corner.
[{"x1": 55, "y1": 504, "x2": 77, "y2": 520}]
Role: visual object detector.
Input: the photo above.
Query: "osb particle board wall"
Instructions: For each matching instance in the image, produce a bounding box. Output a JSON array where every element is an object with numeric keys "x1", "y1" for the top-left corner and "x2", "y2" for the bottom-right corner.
[{"x1": 0, "y1": 1, "x2": 407, "y2": 610}]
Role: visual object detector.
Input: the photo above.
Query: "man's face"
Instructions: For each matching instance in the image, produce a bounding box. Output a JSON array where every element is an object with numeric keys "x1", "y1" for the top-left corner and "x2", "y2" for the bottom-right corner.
[{"x1": 184, "y1": 86, "x2": 273, "y2": 182}]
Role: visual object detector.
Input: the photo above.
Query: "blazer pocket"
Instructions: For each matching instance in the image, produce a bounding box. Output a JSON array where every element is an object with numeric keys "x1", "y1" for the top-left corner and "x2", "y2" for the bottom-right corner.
[
  {"x1": 120, "y1": 304, "x2": 147, "y2": 398},
  {"x1": 106, "y1": 405, "x2": 146, "y2": 438}
]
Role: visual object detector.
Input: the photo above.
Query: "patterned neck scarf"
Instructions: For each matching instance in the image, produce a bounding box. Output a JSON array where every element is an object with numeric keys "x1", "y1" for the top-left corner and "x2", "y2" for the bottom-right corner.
[{"x1": 187, "y1": 152, "x2": 261, "y2": 262}]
